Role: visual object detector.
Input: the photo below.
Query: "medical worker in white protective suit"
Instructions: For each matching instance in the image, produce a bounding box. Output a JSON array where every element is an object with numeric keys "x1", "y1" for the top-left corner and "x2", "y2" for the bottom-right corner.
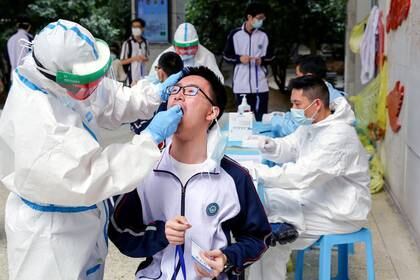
[
  {"x1": 0, "y1": 19, "x2": 184, "y2": 280},
  {"x1": 247, "y1": 75, "x2": 371, "y2": 280},
  {"x1": 149, "y1": 22, "x2": 224, "y2": 83}
]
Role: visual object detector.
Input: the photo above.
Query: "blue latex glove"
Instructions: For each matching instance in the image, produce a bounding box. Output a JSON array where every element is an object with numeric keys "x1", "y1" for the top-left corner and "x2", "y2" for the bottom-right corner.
[
  {"x1": 146, "y1": 105, "x2": 183, "y2": 144},
  {"x1": 159, "y1": 71, "x2": 183, "y2": 101},
  {"x1": 271, "y1": 112, "x2": 300, "y2": 138}
]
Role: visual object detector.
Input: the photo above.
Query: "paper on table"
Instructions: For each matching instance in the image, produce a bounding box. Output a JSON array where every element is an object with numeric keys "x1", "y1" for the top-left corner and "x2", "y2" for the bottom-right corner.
[{"x1": 228, "y1": 112, "x2": 253, "y2": 141}]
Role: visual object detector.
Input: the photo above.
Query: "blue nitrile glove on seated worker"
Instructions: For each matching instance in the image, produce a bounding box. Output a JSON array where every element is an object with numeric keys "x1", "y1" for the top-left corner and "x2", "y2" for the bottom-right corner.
[
  {"x1": 271, "y1": 112, "x2": 300, "y2": 138},
  {"x1": 146, "y1": 105, "x2": 183, "y2": 144}
]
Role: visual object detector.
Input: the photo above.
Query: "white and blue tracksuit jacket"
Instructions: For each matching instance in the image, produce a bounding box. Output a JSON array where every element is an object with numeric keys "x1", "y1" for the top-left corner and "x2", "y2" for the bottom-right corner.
[
  {"x1": 109, "y1": 147, "x2": 271, "y2": 279},
  {"x1": 223, "y1": 24, "x2": 274, "y2": 94}
]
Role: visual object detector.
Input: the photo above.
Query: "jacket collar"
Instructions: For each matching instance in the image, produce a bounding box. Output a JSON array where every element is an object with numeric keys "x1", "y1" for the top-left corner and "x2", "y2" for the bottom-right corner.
[
  {"x1": 154, "y1": 143, "x2": 220, "y2": 175},
  {"x1": 242, "y1": 23, "x2": 259, "y2": 35}
]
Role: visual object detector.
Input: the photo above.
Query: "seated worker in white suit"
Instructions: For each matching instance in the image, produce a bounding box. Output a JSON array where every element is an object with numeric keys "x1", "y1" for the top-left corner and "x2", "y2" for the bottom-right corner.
[
  {"x1": 247, "y1": 75, "x2": 371, "y2": 280},
  {"x1": 148, "y1": 22, "x2": 224, "y2": 84}
]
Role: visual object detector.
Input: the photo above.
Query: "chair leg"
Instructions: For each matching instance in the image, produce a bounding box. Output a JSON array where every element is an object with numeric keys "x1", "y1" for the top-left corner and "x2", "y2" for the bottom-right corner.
[
  {"x1": 319, "y1": 242, "x2": 332, "y2": 280},
  {"x1": 295, "y1": 250, "x2": 305, "y2": 280},
  {"x1": 364, "y1": 232, "x2": 375, "y2": 280},
  {"x1": 335, "y1": 244, "x2": 349, "y2": 280},
  {"x1": 348, "y1": 243, "x2": 355, "y2": 255}
]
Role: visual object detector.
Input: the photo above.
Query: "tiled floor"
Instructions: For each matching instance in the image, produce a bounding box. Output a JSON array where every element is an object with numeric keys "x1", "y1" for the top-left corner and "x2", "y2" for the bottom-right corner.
[{"x1": 284, "y1": 190, "x2": 420, "y2": 279}]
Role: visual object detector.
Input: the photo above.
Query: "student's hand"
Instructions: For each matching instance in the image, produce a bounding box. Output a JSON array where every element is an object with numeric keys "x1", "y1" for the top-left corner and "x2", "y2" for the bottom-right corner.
[
  {"x1": 240, "y1": 55, "x2": 251, "y2": 64},
  {"x1": 133, "y1": 55, "x2": 147, "y2": 62},
  {"x1": 165, "y1": 215, "x2": 191, "y2": 245},
  {"x1": 254, "y1": 57, "x2": 262, "y2": 65},
  {"x1": 194, "y1": 249, "x2": 227, "y2": 278}
]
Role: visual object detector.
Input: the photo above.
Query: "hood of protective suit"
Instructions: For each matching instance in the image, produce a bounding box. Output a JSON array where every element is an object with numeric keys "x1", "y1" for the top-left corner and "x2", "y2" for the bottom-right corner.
[
  {"x1": 173, "y1": 22, "x2": 199, "y2": 47},
  {"x1": 314, "y1": 97, "x2": 354, "y2": 128},
  {"x1": 33, "y1": 19, "x2": 99, "y2": 73}
]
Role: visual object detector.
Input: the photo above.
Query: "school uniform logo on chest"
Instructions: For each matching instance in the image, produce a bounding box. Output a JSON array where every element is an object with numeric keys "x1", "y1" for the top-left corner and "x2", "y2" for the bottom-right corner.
[
  {"x1": 206, "y1": 203, "x2": 219, "y2": 216},
  {"x1": 258, "y1": 44, "x2": 263, "y2": 50}
]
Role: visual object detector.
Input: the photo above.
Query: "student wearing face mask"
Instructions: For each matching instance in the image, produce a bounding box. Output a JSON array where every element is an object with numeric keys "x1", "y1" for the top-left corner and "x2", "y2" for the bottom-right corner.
[
  {"x1": 223, "y1": 2, "x2": 274, "y2": 121},
  {"x1": 149, "y1": 23, "x2": 224, "y2": 84},
  {"x1": 120, "y1": 18, "x2": 149, "y2": 86},
  {"x1": 247, "y1": 75, "x2": 371, "y2": 280}
]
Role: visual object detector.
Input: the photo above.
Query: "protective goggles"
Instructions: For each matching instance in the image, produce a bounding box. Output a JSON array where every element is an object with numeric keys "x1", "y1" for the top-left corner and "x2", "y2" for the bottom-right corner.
[
  {"x1": 175, "y1": 45, "x2": 199, "y2": 56},
  {"x1": 60, "y1": 76, "x2": 104, "y2": 100}
]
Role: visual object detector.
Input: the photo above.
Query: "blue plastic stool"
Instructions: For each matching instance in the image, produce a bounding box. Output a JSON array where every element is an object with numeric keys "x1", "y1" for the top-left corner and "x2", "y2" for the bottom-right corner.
[{"x1": 295, "y1": 228, "x2": 375, "y2": 280}]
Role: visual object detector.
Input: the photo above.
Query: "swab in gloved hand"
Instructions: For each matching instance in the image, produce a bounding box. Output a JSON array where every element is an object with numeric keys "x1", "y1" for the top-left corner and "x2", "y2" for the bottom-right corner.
[
  {"x1": 146, "y1": 104, "x2": 183, "y2": 144},
  {"x1": 258, "y1": 137, "x2": 277, "y2": 154}
]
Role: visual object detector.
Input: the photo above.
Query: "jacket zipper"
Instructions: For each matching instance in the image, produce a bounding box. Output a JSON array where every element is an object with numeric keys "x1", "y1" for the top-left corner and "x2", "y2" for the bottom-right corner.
[{"x1": 248, "y1": 32, "x2": 253, "y2": 94}]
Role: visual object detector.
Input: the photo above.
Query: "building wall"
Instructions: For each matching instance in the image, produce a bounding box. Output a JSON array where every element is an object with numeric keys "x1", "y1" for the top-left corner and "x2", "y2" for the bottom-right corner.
[{"x1": 346, "y1": 0, "x2": 420, "y2": 245}]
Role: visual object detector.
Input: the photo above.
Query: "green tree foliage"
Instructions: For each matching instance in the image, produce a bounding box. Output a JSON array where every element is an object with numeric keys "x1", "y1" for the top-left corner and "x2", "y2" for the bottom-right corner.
[{"x1": 27, "y1": 0, "x2": 131, "y2": 45}]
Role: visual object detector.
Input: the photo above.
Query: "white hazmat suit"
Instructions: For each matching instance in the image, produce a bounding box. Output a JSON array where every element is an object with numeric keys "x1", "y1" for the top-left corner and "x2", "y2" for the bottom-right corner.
[
  {"x1": 248, "y1": 97, "x2": 371, "y2": 280},
  {"x1": 0, "y1": 19, "x2": 180, "y2": 280}
]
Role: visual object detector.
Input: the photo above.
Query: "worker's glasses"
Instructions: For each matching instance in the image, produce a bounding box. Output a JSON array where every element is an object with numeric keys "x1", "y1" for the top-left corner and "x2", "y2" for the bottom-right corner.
[{"x1": 166, "y1": 85, "x2": 216, "y2": 106}]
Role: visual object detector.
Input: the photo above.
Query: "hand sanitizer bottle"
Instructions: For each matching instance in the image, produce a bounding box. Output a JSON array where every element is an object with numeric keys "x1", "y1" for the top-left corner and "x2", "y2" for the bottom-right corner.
[{"x1": 238, "y1": 94, "x2": 251, "y2": 114}]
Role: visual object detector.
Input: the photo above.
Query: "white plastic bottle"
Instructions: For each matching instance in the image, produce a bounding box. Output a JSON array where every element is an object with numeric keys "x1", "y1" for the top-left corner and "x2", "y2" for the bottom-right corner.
[{"x1": 238, "y1": 94, "x2": 251, "y2": 114}]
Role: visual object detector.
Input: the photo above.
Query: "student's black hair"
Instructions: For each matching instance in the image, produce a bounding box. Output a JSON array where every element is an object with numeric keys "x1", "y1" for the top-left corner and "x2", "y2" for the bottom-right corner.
[
  {"x1": 158, "y1": 52, "x2": 184, "y2": 77},
  {"x1": 295, "y1": 55, "x2": 327, "y2": 79},
  {"x1": 131, "y1": 18, "x2": 146, "y2": 28},
  {"x1": 245, "y1": 2, "x2": 267, "y2": 18},
  {"x1": 17, "y1": 16, "x2": 31, "y2": 30},
  {"x1": 288, "y1": 75, "x2": 329, "y2": 107},
  {"x1": 181, "y1": 66, "x2": 227, "y2": 128}
]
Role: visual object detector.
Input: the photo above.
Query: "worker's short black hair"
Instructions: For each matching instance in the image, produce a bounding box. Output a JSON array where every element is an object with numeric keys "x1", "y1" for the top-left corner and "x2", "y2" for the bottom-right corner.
[
  {"x1": 131, "y1": 18, "x2": 146, "y2": 28},
  {"x1": 158, "y1": 52, "x2": 184, "y2": 77},
  {"x1": 245, "y1": 2, "x2": 267, "y2": 18},
  {"x1": 295, "y1": 55, "x2": 327, "y2": 79},
  {"x1": 181, "y1": 66, "x2": 227, "y2": 128},
  {"x1": 288, "y1": 75, "x2": 329, "y2": 107}
]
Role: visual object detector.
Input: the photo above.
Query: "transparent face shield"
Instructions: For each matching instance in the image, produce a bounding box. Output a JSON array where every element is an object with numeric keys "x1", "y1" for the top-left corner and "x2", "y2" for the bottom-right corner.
[
  {"x1": 33, "y1": 39, "x2": 116, "y2": 101},
  {"x1": 59, "y1": 66, "x2": 116, "y2": 101}
]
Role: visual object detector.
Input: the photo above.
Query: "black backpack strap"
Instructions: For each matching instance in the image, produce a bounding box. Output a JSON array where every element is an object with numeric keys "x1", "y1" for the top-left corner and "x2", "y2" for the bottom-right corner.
[{"x1": 122, "y1": 39, "x2": 133, "y2": 85}]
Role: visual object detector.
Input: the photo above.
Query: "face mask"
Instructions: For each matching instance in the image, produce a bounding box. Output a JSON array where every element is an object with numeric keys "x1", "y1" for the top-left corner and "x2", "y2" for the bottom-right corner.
[
  {"x1": 252, "y1": 19, "x2": 264, "y2": 29},
  {"x1": 207, "y1": 110, "x2": 227, "y2": 166},
  {"x1": 180, "y1": 54, "x2": 194, "y2": 62},
  {"x1": 132, "y1": 27, "x2": 142, "y2": 37},
  {"x1": 290, "y1": 100, "x2": 318, "y2": 125}
]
